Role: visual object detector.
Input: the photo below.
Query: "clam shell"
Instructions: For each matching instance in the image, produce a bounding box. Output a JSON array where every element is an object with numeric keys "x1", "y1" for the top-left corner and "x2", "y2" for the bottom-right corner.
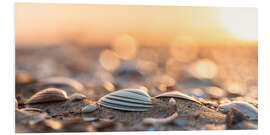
[
  {"x1": 98, "y1": 89, "x2": 152, "y2": 111},
  {"x1": 219, "y1": 101, "x2": 258, "y2": 120},
  {"x1": 155, "y1": 91, "x2": 201, "y2": 104},
  {"x1": 39, "y1": 77, "x2": 84, "y2": 91},
  {"x1": 25, "y1": 88, "x2": 68, "y2": 104}
]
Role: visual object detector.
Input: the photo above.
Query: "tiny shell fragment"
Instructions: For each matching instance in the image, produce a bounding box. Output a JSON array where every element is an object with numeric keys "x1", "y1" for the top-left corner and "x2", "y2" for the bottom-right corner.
[
  {"x1": 81, "y1": 105, "x2": 97, "y2": 113},
  {"x1": 155, "y1": 91, "x2": 201, "y2": 104},
  {"x1": 98, "y1": 89, "x2": 152, "y2": 111},
  {"x1": 25, "y1": 88, "x2": 68, "y2": 104}
]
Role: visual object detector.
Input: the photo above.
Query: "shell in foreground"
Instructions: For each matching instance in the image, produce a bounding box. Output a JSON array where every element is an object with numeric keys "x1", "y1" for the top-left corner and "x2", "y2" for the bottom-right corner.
[
  {"x1": 25, "y1": 88, "x2": 68, "y2": 104},
  {"x1": 98, "y1": 89, "x2": 152, "y2": 111},
  {"x1": 155, "y1": 91, "x2": 201, "y2": 104},
  {"x1": 219, "y1": 101, "x2": 258, "y2": 120}
]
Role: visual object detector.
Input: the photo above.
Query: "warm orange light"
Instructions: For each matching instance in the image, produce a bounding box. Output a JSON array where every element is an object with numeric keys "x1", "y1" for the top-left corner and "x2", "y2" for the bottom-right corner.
[
  {"x1": 112, "y1": 34, "x2": 138, "y2": 60},
  {"x1": 189, "y1": 59, "x2": 218, "y2": 79},
  {"x1": 99, "y1": 50, "x2": 120, "y2": 71}
]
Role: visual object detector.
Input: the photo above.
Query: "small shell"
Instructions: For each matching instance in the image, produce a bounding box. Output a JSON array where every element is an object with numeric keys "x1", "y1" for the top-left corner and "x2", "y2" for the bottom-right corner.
[
  {"x1": 155, "y1": 91, "x2": 201, "y2": 104},
  {"x1": 98, "y1": 89, "x2": 152, "y2": 111},
  {"x1": 168, "y1": 98, "x2": 177, "y2": 108},
  {"x1": 39, "y1": 77, "x2": 84, "y2": 91},
  {"x1": 81, "y1": 105, "x2": 97, "y2": 113},
  {"x1": 21, "y1": 108, "x2": 43, "y2": 113},
  {"x1": 25, "y1": 88, "x2": 68, "y2": 104},
  {"x1": 70, "y1": 93, "x2": 87, "y2": 102},
  {"x1": 219, "y1": 101, "x2": 258, "y2": 120}
]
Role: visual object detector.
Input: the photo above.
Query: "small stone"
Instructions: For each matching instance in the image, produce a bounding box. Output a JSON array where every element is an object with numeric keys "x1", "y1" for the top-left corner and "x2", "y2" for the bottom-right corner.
[{"x1": 81, "y1": 105, "x2": 97, "y2": 113}]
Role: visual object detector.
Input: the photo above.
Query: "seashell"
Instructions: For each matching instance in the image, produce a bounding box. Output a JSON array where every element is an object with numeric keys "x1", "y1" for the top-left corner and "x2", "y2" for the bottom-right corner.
[
  {"x1": 219, "y1": 101, "x2": 258, "y2": 120},
  {"x1": 25, "y1": 88, "x2": 68, "y2": 104},
  {"x1": 21, "y1": 108, "x2": 43, "y2": 113},
  {"x1": 98, "y1": 89, "x2": 152, "y2": 111},
  {"x1": 143, "y1": 112, "x2": 178, "y2": 125},
  {"x1": 39, "y1": 77, "x2": 84, "y2": 91},
  {"x1": 168, "y1": 98, "x2": 177, "y2": 108},
  {"x1": 70, "y1": 93, "x2": 87, "y2": 102},
  {"x1": 155, "y1": 91, "x2": 201, "y2": 104},
  {"x1": 81, "y1": 105, "x2": 97, "y2": 113}
]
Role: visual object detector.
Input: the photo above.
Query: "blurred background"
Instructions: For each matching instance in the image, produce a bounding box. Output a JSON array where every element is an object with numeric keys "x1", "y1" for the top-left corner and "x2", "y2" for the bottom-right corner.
[{"x1": 15, "y1": 3, "x2": 257, "y2": 103}]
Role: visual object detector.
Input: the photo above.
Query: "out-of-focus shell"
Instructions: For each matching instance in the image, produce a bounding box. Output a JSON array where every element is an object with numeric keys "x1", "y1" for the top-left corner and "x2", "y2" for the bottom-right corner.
[
  {"x1": 81, "y1": 105, "x2": 97, "y2": 113},
  {"x1": 98, "y1": 89, "x2": 152, "y2": 111},
  {"x1": 16, "y1": 70, "x2": 35, "y2": 84},
  {"x1": 39, "y1": 77, "x2": 85, "y2": 91},
  {"x1": 155, "y1": 91, "x2": 201, "y2": 104},
  {"x1": 25, "y1": 88, "x2": 68, "y2": 104},
  {"x1": 70, "y1": 93, "x2": 87, "y2": 102},
  {"x1": 219, "y1": 100, "x2": 258, "y2": 120}
]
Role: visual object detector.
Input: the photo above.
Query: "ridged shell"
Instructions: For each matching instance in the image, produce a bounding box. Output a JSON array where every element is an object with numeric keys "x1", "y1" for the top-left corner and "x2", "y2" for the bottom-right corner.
[
  {"x1": 39, "y1": 77, "x2": 84, "y2": 91},
  {"x1": 98, "y1": 89, "x2": 152, "y2": 111},
  {"x1": 219, "y1": 101, "x2": 258, "y2": 120},
  {"x1": 25, "y1": 88, "x2": 68, "y2": 104},
  {"x1": 155, "y1": 91, "x2": 201, "y2": 104}
]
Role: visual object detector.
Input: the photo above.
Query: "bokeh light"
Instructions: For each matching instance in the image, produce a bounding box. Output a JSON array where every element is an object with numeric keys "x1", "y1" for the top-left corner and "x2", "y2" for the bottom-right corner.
[
  {"x1": 188, "y1": 59, "x2": 218, "y2": 79},
  {"x1": 112, "y1": 34, "x2": 138, "y2": 60},
  {"x1": 99, "y1": 50, "x2": 120, "y2": 71}
]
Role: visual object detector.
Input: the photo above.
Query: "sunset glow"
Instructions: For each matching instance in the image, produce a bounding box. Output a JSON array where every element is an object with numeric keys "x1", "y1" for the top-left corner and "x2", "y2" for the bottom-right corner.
[
  {"x1": 218, "y1": 8, "x2": 257, "y2": 41},
  {"x1": 15, "y1": 4, "x2": 257, "y2": 47}
]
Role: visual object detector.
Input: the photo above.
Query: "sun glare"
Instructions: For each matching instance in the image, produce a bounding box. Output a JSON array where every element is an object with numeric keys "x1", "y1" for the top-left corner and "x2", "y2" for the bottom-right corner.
[{"x1": 218, "y1": 8, "x2": 257, "y2": 41}]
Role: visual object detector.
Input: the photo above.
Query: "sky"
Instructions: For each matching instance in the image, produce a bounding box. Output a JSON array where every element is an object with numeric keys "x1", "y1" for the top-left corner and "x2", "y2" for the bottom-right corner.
[{"x1": 15, "y1": 3, "x2": 257, "y2": 47}]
